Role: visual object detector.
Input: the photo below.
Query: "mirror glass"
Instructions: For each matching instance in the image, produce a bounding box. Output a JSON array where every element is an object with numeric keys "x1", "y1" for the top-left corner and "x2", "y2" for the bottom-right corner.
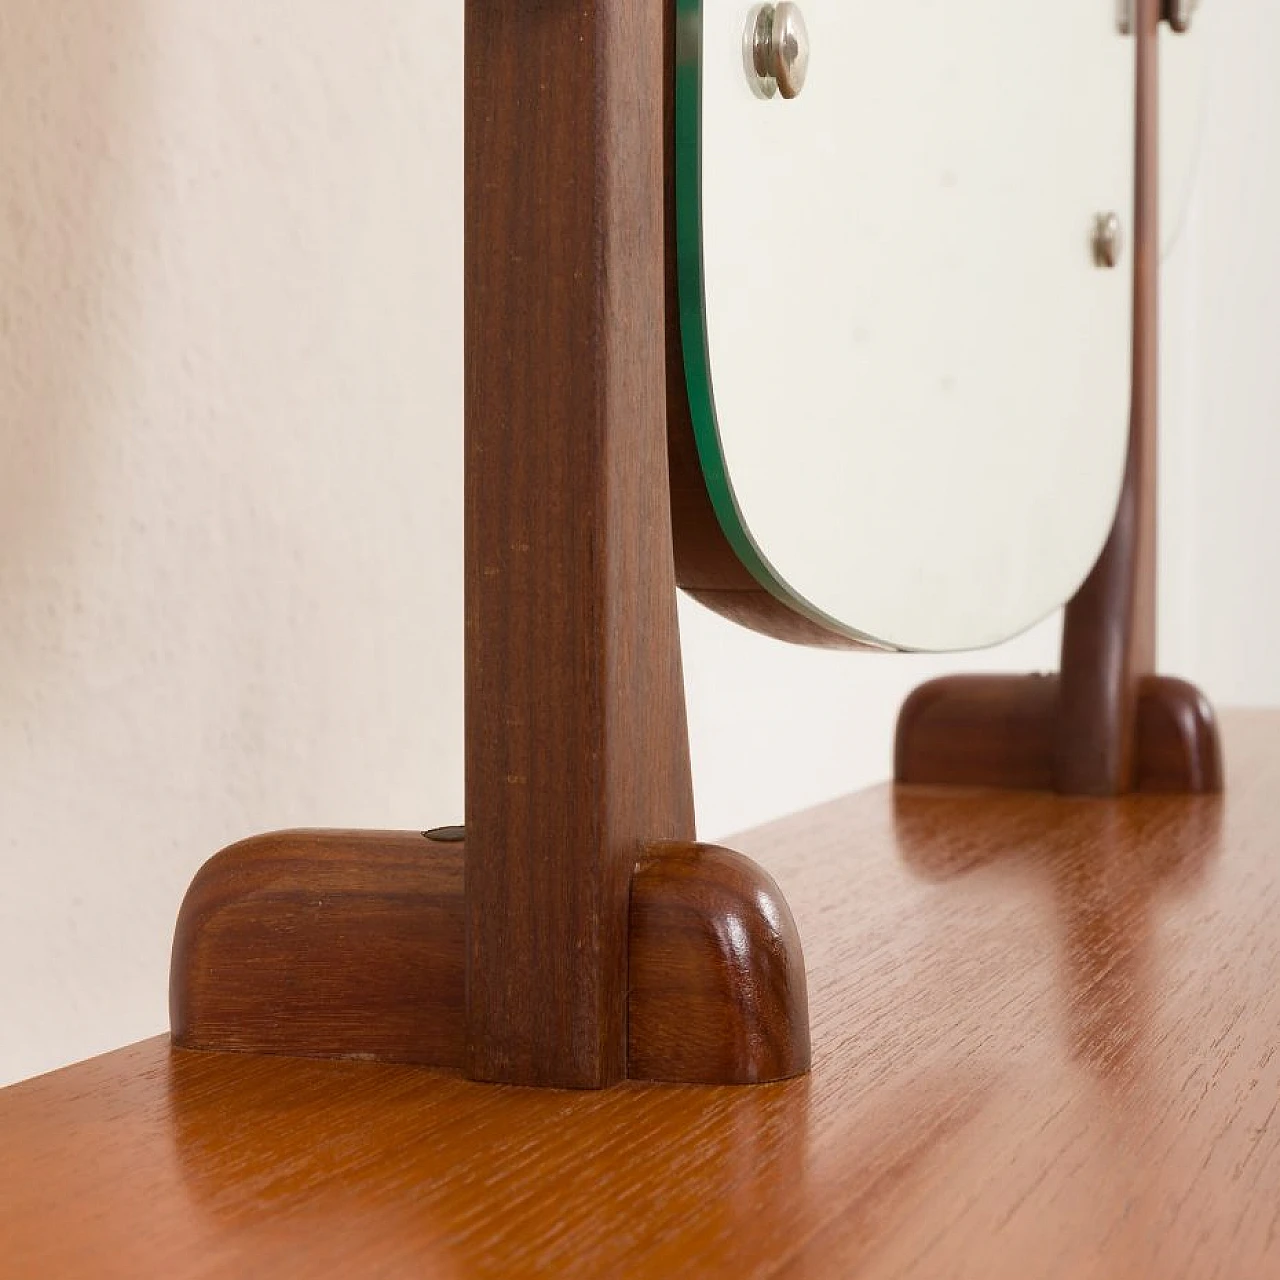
[{"x1": 676, "y1": 2, "x2": 1139, "y2": 650}]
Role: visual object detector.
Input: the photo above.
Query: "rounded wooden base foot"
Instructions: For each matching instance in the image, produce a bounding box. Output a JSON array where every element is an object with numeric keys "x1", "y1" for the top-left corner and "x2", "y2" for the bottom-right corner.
[
  {"x1": 629, "y1": 843, "x2": 810, "y2": 1084},
  {"x1": 895, "y1": 673, "x2": 1223, "y2": 795},
  {"x1": 170, "y1": 832, "x2": 810, "y2": 1087}
]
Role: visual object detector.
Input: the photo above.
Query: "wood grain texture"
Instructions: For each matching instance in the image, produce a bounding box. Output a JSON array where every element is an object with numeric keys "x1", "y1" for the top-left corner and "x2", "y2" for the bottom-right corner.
[
  {"x1": 896, "y1": 673, "x2": 1224, "y2": 794},
  {"x1": 171, "y1": 0, "x2": 818, "y2": 1091},
  {"x1": 8, "y1": 710, "x2": 1280, "y2": 1278},
  {"x1": 170, "y1": 830, "x2": 465, "y2": 1067},
  {"x1": 895, "y1": 0, "x2": 1223, "y2": 797},
  {"x1": 464, "y1": 0, "x2": 695, "y2": 1086},
  {"x1": 171, "y1": 832, "x2": 810, "y2": 1085},
  {"x1": 895, "y1": 673, "x2": 1060, "y2": 791},
  {"x1": 629, "y1": 843, "x2": 810, "y2": 1084}
]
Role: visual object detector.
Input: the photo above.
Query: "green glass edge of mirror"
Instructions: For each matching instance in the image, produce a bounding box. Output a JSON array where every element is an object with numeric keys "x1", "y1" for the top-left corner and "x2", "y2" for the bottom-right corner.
[{"x1": 674, "y1": 1, "x2": 881, "y2": 647}]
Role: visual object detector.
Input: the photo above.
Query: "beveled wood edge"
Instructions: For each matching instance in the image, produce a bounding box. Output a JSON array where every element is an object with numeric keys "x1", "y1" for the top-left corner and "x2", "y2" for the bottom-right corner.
[
  {"x1": 894, "y1": 673, "x2": 1224, "y2": 795},
  {"x1": 170, "y1": 830, "x2": 810, "y2": 1087},
  {"x1": 894, "y1": 673, "x2": 1058, "y2": 792},
  {"x1": 169, "y1": 829, "x2": 467, "y2": 1067},
  {"x1": 630, "y1": 842, "x2": 811, "y2": 1084},
  {"x1": 1133, "y1": 675, "x2": 1225, "y2": 794}
]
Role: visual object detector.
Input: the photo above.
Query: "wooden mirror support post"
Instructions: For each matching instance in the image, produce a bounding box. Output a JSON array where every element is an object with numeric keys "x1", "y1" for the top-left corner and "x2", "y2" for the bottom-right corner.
[
  {"x1": 168, "y1": 0, "x2": 810, "y2": 1089},
  {"x1": 895, "y1": 0, "x2": 1223, "y2": 799}
]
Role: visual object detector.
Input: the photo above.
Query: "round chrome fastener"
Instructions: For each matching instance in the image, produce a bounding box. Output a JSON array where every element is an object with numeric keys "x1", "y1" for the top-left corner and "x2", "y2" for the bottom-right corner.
[
  {"x1": 1165, "y1": 0, "x2": 1200, "y2": 34},
  {"x1": 745, "y1": 3, "x2": 810, "y2": 101},
  {"x1": 1092, "y1": 212, "x2": 1125, "y2": 270}
]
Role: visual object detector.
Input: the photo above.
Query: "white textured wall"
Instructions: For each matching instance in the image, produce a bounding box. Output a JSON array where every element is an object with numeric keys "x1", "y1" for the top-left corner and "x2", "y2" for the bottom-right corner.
[
  {"x1": 1161, "y1": 3, "x2": 1280, "y2": 706},
  {"x1": 0, "y1": 3, "x2": 464, "y2": 1084},
  {"x1": 2, "y1": 5, "x2": 1275, "y2": 1086}
]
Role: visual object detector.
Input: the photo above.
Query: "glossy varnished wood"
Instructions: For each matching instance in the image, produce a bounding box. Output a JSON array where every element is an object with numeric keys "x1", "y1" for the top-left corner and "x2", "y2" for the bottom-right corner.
[
  {"x1": 171, "y1": 832, "x2": 809, "y2": 1085},
  {"x1": 897, "y1": 672, "x2": 1224, "y2": 794},
  {"x1": 9, "y1": 711, "x2": 1279, "y2": 1278},
  {"x1": 464, "y1": 0, "x2": 694, "y2": 1086},
  {"x1": 171, "y1": 830, "x2": 465, "y2": 1067},
  {"x1": 1053, "y1": 0, "x2": 1161, "y2": 794},
  {"x1": 166, "y1": 0, "x2": 812, "y2": 1091},
  {"x1": 629, "y1": 843, "x2": 809, "y2": 1084},
  {"x1": 894, "y1": 0, "x2": 1222, "y2": 796}
]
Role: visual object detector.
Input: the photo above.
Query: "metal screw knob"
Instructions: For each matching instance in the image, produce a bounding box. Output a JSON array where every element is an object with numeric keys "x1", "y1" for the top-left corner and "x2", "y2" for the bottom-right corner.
[
  {"x1": 1165, "y1": 0, "x2": 1200, "y2": 34},
  {"x1": 1118, "y1": 0, "x2": 1201, "y2": 34},
  {"x1": 747, "y1": 3, "x2": 810, "y2": 101},
  {"x1": 1092, "y1": 213, "x2": 1125, "y2": 270}
]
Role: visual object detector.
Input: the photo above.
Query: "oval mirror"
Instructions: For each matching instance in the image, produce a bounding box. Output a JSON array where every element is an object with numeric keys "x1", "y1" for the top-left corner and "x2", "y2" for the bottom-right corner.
[{"x1": 674, "y1": 2, "x2": 1140, "y2": 651}]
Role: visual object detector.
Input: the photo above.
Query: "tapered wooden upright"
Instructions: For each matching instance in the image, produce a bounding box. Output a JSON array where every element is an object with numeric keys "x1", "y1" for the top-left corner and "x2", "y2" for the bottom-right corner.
[
  {"x1": 170, "y1": 0, "x2": 808, "y2": 1091},
  {"x1": 464, "y1": 0, "x2": 696, "y2": 1087},
  {"x1": 1054, "y1": 0, "x2": 1161, "y2": 795},
  {"x1": 894, "y1": 0, "x2": 1222, "y2": 798}
]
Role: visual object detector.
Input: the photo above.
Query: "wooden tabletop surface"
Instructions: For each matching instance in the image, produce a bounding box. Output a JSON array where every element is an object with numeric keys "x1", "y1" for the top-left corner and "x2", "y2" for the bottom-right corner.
[{"x1": 4, "y1": 711, "x2": 1279, "y2": 1278}]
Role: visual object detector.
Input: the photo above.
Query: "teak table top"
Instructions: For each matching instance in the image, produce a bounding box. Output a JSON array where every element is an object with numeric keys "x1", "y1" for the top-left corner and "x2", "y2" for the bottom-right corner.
[{"x1": 4, "y1": 711, "x2": 1279, "y2": 1278}]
